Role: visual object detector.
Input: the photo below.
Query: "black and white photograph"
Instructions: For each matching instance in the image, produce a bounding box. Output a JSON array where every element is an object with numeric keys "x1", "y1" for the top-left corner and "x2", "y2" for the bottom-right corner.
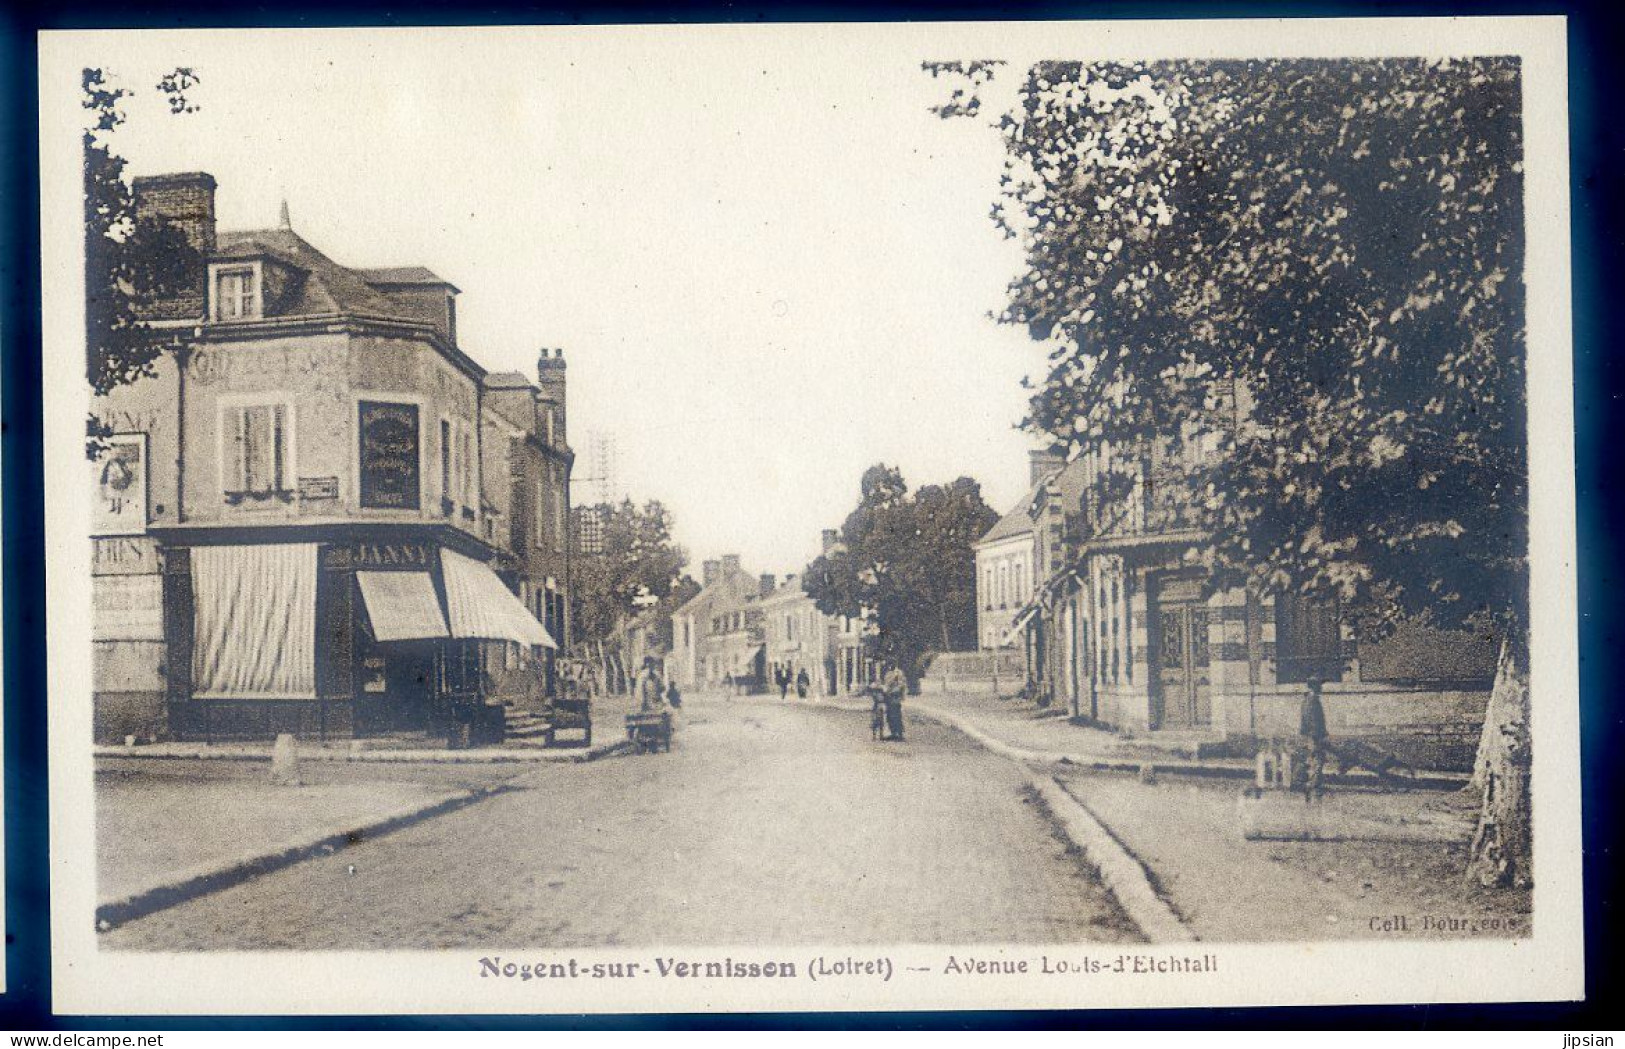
[{"x1": 39, "y1": 17, "x2": 1581, "y2": 1015}]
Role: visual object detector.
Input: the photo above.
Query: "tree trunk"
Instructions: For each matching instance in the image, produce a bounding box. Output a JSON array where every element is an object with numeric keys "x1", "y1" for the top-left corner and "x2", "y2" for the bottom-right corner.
[{"x1": 1465, "y1": 637, "x2": 1532, "y2": 889}]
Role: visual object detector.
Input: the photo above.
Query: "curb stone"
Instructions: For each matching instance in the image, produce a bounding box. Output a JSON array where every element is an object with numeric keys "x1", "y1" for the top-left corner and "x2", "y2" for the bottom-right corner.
[
  {"x1": 897, "y1": 703, "x2": 1196, "y2": 943},
  {"x1": 95, "y1": 784, "x2": 513, "y2": 932},
  {"x1": 1026, "y1": 772, "x2": 1197, "y2": 944},
  {"x1": 95, "y1": 739, "x2": 634, "y2": 765}
]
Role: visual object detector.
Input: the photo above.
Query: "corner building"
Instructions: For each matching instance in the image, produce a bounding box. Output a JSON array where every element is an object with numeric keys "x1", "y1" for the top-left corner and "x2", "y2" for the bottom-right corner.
[{"x1": 91, "y1": 172, "x2": 571, "y2": 742}]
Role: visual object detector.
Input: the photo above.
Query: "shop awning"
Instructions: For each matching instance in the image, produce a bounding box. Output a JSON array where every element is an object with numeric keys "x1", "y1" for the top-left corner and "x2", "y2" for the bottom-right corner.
[
  {"x1": 440, "y1": 549, "x2": 557, "y2": 648},
  {"x1": 357, "y1": 571, "x2": 449, "y2": 641}
]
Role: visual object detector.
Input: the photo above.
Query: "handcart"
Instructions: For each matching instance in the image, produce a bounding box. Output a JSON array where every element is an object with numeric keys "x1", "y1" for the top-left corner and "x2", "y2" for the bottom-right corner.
[{"x1": 625, "y1": 710, "x2": 673, "y2": 753}]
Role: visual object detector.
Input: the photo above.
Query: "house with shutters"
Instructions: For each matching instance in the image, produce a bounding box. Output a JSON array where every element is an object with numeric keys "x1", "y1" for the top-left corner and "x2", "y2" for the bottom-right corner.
[{"x1": 89, "y1": 171, "x2": 572, "y2": 743}]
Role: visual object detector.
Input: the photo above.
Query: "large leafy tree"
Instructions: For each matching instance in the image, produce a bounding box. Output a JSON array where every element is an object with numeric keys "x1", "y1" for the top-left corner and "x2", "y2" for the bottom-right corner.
[
  {"x1": 84, "y1": 66, "x2": 204, "y2": 411},
  {"x1": 570, "y1": 499, "x2": 691, "y2": 649},
  {"x1": 805, "y1": 465, "x2": 998, "y2": 682},
  {"x1": 931, "y1": 58, "x2": 1530, "y2": 884}
]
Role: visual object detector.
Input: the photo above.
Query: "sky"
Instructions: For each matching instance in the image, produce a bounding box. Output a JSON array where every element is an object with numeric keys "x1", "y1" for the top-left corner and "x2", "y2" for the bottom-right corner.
[{"x1": 73, "y1": 27, "x2": 1055, "y2": 576}]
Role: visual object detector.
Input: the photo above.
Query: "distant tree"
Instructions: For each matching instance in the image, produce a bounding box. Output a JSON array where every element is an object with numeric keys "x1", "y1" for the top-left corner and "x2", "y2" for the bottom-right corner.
[
  {"x1": 805, "y1": 465, "x2": 998, "y2": 683},
  {"x1": 570, "y1": 499, "x2": 690, "y2": 650},
  {"x1": 931, "y1": 58, "x2": 1529, "y2": 885}
]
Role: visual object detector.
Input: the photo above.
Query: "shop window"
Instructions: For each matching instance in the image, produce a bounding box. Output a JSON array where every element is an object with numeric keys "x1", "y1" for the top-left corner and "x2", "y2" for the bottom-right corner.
[
  {"x1": 1274, "y1": 593, "x2": 1344, "y2": 684},
  {"x1": 223, "y1": 401, "x2": 293, "y2": 505}
]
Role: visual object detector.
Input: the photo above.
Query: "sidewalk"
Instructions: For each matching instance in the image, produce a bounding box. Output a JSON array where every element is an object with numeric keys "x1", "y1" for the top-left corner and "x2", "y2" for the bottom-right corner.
[
  {"x1": 905, "y1": 690, "x2": 1527, "y2": 943},
  {"x1": 95, "y1": 690, "x2": 640, "y2": 764},
  {"x1": 95, "y1": 757, "x2": 523, "y2": 927},
  {"x1": 910, "y1": 689, "x2": 1468, "y2": 788}
]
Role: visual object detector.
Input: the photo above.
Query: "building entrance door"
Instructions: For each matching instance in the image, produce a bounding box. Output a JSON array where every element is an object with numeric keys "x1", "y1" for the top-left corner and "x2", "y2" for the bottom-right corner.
[{"x1": 1152, "y1": 599, "x2": 1211, "y2": 729}]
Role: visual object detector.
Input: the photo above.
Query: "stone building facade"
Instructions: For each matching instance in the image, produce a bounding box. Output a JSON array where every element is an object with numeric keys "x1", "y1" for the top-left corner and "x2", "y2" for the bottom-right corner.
[
  {"x1": 1015, "y1": 383, "x2": 1497, "y2": 768},
  {"x1": 668, "y1": 555, "x2": 763, "y2": 692},
  {"x1": 89, "y1": 172, "x2": 570, "y2": 742},
  {"x1": 972, "y1": 450, "x2": 1061, "y2": 650}
]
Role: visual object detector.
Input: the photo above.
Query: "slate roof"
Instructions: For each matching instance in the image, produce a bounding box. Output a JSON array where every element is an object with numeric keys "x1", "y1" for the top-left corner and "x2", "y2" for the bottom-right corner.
[
  {"x1": 672, "y1": 565, "x2": 756, "y2": 619},
  {"x1": 214, "y1": 229, "x2": 463, "y2": 327},
  {"x1": 483, "y1": 370, "x2": 533, "y2": 390},
  {"x1": 978, "y1": 480, "x2": 1044, "y2": 546},
  {"x1": 215, "y1": 228, "x2": 409, "y2": 319},
  {"x1": 1047, "y1": 455, "x2": 1093, "y2": 515},
  {"x1": 359, "y1": 265, "x2": 458, "y2": 291}
]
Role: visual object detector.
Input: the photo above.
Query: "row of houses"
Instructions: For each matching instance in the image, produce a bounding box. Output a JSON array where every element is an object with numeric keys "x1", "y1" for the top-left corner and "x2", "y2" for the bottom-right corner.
[
  {"x1": 973, "y1": 386, "x2": 1498, "y2": 767},
  {"x1": 667, "y1": 535, "x2": 876, "y2": 697},
  {"x1": 91, "y1": 172, "x2": 573, "y2": 743}
]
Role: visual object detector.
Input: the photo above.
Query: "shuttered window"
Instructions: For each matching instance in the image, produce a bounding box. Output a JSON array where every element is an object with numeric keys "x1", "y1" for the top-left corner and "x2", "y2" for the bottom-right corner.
[{"x1": 224, "y1": 403, "x2": 291, "y2": 501}]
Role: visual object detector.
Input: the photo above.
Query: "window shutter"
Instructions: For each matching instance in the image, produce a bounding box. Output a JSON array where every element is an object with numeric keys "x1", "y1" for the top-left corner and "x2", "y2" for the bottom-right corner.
[
  {"x1": 245, "y1": 406, "x2": 264, "y2": 492},
  {"x1": 231, "y1": 406, "x2": 247, "y2": 492},
  {"x1": 272, "y1": 404, "x2": 287, "y2": 490}
]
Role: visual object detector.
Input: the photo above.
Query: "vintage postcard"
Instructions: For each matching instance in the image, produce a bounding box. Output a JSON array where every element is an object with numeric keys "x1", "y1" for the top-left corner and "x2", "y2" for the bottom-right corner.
[{"x1": 41, "y1": 17, "x2": 1581, "y2": 1015}]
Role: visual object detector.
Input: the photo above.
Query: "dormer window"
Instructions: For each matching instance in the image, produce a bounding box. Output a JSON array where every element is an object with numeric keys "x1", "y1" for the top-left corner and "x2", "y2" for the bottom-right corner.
[{"x1": 211, "y1": 263, "x2": 262, "y2": 321}]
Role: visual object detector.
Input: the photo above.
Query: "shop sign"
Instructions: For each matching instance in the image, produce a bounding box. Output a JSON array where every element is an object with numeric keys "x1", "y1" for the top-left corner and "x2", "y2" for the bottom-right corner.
[
  {"x1": 92, "y1": 536, "x2": 163, "y2": 576},
  {"x1": 93, "y1": 574, "x2": 165, "y2": 641},
  {"x1": 187, "y1": 344, "x2": 346, "y2": 386},
  {"x1": 354, "y1": 542, "x2": 432, "y2": 568},
  {"x1": 357, "y1": 401, "x2": 421, "y2": 510},
  {"x1": 299, "y1": 475, "x2": 340, "y2": 500}
]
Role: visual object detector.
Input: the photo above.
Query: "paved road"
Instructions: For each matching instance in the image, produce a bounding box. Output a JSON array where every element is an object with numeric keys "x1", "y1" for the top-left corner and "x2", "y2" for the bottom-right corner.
[{"x1": 103, "y1": 696, "x2": 1137, "y2": 950}]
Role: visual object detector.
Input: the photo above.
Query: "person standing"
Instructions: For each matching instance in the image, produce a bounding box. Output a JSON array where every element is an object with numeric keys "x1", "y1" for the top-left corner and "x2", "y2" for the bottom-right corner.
[
  {"x1": 638, "y1": 657, "x2": 667, "y2": 713},
  {"x1": 881, "y1": 659, "x2": 908, "y2": 742},
  {"x1": 795, "y1": 667, "x2": 810, "y2": 699},
  {"x1": 777, "y1": 666, "x2": 790, "y2": 700},
  {"x1": 1299, "y1": 674, "x2": 1328, "y2": 801}
]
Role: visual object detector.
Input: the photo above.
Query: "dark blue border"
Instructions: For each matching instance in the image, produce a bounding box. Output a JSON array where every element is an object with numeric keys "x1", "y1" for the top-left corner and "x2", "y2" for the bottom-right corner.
[{"x1": 3, "y1": 0, "x2": 1621, "y2": 1030}]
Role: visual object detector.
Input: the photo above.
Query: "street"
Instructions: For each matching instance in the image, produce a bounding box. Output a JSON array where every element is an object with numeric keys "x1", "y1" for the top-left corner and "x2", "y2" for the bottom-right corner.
[{"x1": 102, "y1": 695, "x2": 1137, "y2": 950}]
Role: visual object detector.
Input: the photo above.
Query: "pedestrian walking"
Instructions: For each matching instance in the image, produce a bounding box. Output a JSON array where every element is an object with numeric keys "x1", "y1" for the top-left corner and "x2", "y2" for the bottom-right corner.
[
  {"x1": 777, "y1": 667, "x2": 790, "y2": 700},
  {"x1": 1299, "y1": 674, "x2": 1328, "y2": 801},
  {"x1": 881, "y1": 659, "x2": 908, "y2": 742},
  {"x1": 724, "y1": 671, "x2": 735, "y2": 699},
  {"x1": 795, "y1": 667, "x2": 810, "y2": 699}
]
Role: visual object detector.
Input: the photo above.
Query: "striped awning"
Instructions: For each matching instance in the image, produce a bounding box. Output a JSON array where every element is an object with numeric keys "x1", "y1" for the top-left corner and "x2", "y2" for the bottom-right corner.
[
  {"x1": 440, "y1": 549, "x2": 557, "y2": 648},
  {"x1": 357, "y1": 571, "x2": 449, "y2": 642}
]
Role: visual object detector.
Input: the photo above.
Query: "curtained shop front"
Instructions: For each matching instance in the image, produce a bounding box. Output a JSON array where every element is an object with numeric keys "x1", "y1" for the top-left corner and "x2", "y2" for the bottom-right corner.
[{"x1": 159, "y1": 528, "x2": 555, "y2": 742}]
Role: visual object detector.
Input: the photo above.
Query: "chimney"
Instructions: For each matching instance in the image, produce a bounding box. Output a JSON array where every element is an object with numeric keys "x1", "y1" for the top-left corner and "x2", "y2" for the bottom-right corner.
[
  {"x1": 759, "y1": 574, "x2": 776, "y2": 598},
  {"x1": 721, "y1": 554, "x2": 741, "y2": 577},
  {"x1": 130, "y1": 172, "x2": 216, "y2": 321},
  {"x1": 536, "y1": 348, "x2": 568, "y2": 447},
  {"x1": 1029, "y1": 447, "x2": 1067, "y2": 486},
  {"x1": 702, "y1": 560, "x2": 721, "y2": 588},
  {"x1": 821, "y1": 529, "x2": 838, "y2": 555}
]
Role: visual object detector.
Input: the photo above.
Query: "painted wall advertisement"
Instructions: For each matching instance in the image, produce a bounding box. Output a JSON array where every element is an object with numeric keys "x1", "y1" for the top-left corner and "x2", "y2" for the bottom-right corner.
[
  {"x1": 92, "y1": 433, "x2": 147, "y2": 536},
  {"x1": 358, "y1": 401, "x2": 422, "y2": 510}
]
